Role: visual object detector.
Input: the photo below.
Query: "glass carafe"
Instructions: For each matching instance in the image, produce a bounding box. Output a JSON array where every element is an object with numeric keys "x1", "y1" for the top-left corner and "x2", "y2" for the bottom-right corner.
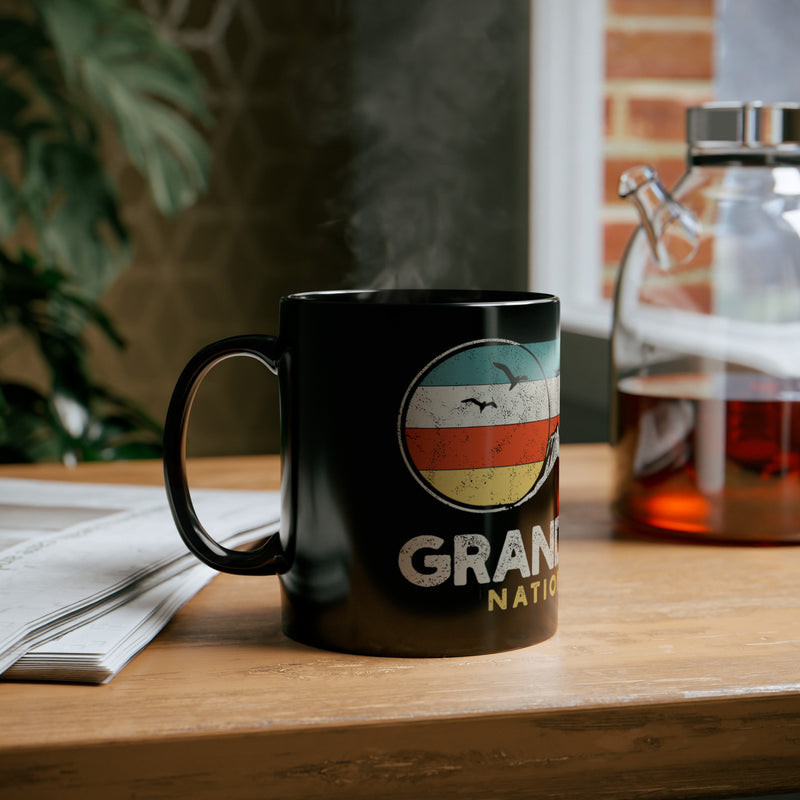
[{"x1": 612, "y1": 102, "x2": 800, "y2": 543}]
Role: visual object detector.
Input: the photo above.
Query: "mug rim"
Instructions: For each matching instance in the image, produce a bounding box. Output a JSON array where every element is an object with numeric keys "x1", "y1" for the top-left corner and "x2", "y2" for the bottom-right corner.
[{"x1": 286, "y1": 289, "x2": 559, "y2": 307}]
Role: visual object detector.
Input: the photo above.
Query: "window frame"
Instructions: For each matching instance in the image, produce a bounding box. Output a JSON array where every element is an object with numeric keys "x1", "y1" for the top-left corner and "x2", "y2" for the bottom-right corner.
[{"x1": 528, "y1": 0, "x2": 611, "y2": 338}]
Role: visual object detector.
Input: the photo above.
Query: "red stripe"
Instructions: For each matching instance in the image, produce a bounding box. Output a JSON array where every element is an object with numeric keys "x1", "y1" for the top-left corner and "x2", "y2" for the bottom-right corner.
[{"x1": 405, "y1": 417, "x2": 558, "y2": 471}]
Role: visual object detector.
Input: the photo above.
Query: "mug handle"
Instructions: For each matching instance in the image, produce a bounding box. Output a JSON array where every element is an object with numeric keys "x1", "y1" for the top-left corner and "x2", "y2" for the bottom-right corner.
[{"x1": 163, "y1": 335, "x2": 285, "y2": 576}]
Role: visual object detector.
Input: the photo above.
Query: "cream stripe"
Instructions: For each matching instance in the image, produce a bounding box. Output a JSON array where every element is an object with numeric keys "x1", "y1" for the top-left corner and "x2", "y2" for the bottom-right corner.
[{"x1": 405, "y1": 376, "x2": 560, "y2": 429}]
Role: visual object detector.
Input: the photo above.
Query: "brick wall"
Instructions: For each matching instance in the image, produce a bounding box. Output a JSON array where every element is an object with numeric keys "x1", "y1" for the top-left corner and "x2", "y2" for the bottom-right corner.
[{"x1": 602, "y1": 0, "x2": 715, "y2": 298}]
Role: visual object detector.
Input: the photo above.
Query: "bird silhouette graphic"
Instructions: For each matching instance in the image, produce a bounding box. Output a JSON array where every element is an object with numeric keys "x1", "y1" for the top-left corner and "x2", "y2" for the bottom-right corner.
[
  {"x1": 492, "y1": 362, "x2": 527, "y2": 390},
  {"x1": 461, "y1": 398, "x2": 497, "y2": 413}
]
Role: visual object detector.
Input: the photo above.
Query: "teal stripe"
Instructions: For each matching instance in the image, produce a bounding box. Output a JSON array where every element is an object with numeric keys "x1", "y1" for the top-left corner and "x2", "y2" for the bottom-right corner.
[{"x1": 421, "y1": 340, "x2": 559, "y2": 387}]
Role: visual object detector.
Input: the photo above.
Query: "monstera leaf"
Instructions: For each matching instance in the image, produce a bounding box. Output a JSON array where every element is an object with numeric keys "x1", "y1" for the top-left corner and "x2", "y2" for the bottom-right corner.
[
  {"x1": 0, "y1": 0, "x2": 210, "y2": 296},
  {"x1": 38, "y1": 0, "x2": 211, "y2": 217},
  {"x1": 24, "y1": 135, "x2": 130, "y2": 298},
  {"x1": 0, "y1": 0, "x2": 211, "y2": 461}
]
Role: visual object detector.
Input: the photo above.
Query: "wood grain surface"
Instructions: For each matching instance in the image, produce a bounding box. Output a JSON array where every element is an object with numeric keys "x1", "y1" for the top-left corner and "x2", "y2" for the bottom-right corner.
[{"x1": 1, "y1": 445, "x2": 799, "y2": 799}]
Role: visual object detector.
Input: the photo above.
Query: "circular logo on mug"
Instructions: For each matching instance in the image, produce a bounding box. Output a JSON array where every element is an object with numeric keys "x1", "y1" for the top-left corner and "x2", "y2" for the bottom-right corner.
[{"x1": 398, "y1": 339, "x2": 559, "y2": 513}]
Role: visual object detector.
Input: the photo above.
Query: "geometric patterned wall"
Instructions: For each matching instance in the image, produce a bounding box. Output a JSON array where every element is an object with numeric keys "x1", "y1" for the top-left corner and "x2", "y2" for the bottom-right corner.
[
  {"x1": 87, "y1": 0, "x2": 530, "y2": 456},
  {"x1": 90, "y1": 0, "x2": 352, "y2": 456}
]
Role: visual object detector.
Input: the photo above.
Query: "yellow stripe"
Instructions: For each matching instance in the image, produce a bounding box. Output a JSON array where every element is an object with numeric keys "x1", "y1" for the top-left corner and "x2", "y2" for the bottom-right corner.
[{"x1": 421, "y1": 461, "x2": 544, "y2": 507}]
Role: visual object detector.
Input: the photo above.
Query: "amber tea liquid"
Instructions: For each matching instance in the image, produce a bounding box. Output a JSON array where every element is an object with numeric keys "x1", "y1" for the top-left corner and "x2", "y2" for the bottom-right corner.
[{"x1": 614, "y1": 373, "x2": 800, "y2": 542}]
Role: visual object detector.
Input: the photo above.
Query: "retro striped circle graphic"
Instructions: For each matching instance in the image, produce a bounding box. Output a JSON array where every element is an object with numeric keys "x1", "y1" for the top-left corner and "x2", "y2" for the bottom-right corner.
[{"x1": 398, "y1": 339, "x2": 560, "y2": 512}]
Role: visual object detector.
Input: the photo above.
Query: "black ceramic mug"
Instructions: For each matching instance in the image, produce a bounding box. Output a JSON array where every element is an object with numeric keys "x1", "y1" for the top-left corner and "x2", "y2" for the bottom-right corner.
[{"x1": 163, "y1": 289, "x2": 560, "y2": 656}]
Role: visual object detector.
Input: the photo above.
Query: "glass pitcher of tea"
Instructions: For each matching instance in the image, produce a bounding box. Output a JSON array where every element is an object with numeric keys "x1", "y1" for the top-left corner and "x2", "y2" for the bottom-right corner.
[{"x1": 612, "y1": 101, "x2": 800, "y2": 542}]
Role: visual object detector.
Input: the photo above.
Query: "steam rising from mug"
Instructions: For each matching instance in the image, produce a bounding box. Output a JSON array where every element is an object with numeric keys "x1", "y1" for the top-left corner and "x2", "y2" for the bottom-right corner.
[{"x1": 294, "y1": 1, "x2": 530, "y2": 290}]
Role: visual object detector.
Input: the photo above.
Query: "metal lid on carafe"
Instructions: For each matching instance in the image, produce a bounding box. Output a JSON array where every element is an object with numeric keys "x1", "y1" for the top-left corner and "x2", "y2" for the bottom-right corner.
[{"x1": 687, "y1": 102, "x2": 800, "y2": 159}]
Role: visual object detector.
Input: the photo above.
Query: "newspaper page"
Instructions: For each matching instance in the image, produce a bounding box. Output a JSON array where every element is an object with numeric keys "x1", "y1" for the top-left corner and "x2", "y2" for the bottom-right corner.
[{"x1": 0, "y1": 479, "x2": 280, "y2": 683}]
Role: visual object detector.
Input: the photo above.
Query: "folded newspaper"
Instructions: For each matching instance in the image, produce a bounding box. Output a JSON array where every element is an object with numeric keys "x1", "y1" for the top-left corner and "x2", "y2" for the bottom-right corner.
[{"x1": 0, "y1": 478, "x2": 280, "y2": 684}]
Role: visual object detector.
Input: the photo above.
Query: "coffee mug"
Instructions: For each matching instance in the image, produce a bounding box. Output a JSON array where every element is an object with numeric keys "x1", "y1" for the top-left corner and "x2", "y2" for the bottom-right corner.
[{"x1": 163, "y1": 289, "x2": 560, "y2": 657}]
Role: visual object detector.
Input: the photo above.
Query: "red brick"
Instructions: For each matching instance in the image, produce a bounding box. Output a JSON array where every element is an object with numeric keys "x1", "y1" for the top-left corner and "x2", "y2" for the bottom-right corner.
[
  {"x1": 604, "y1": 221, "x2": 637, "y2": 266},
  {"x1": 640, "y1": 281, "x2": 712, "y2": 314},
  {"x1": 604, "y1": 157, "x2": 687, "y2": 205},
  {"x1": 609, "y1": 0, "x2": 713, "y2": 15},
  {"x1": 606, "y1": 30, "x2": 712, "y2": 80},
  {"x1": 602, "y1": 269, "x2": 620, "y2": 300},
  {"x1": 627, "y1": 97, "x2": 694, "y2": 142}
]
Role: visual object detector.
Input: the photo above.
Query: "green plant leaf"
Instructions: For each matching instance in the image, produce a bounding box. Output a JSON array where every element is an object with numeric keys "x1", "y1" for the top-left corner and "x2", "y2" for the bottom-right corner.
[
  {"x1": 0, "y1": 382, "x2": 65, "y2": 463},
  {"x1": 36, "y1": 0, "x2": 212, "y2": 217},
  {"x1": 0, "y1": 0, "x2": 205, "y2": 463},
  {"x1": 0, "y1": 174, "x2": 19, "y2": 238},
  {"x1": 0, "y1": 251, "x2": 125, "y2": 401},
  {"x1": 0, "y1": 15, "x2": 87, "y2": 144},
  {"x1": 0, "y1": 82, "x2": 28, "y2": 136},
  {"x1": 19, "y1": 136, "x2": 130, "y2": 296},
  {"x1": 0, "y1": 17, "x2": 52, "y2": 79},
  {"x1": 0, "y1": 375, "x2": 164, "y2": 464}
]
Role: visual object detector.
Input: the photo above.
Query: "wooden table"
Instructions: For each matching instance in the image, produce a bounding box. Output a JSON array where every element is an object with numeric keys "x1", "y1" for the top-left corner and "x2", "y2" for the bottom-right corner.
[{"x1": 1, "y1": 444, "x2": 799, "y2": 799}]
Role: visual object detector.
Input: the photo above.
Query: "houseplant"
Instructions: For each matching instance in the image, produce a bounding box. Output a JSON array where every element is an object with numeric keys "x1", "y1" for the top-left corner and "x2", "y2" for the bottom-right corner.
[{"x1": 0, "y1": 0, "x2": 210, "y2": 462}]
